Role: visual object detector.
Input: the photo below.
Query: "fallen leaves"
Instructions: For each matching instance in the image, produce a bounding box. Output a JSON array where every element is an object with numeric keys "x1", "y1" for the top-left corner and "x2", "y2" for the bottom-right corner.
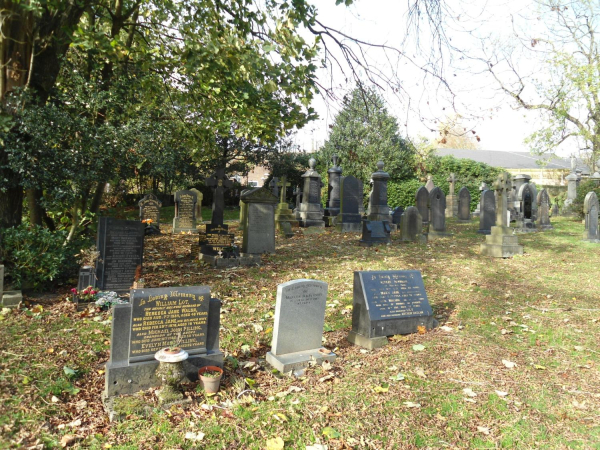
[
  {"x1": 412, "y1": 344, "x2": 425, "y2": 352},
  {"x1": 502, "y1": 359, "x2": 517, "y2": 369}
]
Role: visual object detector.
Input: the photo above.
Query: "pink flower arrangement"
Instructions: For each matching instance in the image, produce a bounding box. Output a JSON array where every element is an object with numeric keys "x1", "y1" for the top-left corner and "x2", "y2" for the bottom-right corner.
[{"x1": 71, "y1": 286, "x2": 98, "y2": 302}]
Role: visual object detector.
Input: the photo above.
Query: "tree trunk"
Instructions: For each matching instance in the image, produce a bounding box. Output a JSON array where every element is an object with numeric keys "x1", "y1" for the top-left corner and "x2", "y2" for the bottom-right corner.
[
  {"x1": 26, "y1": 188, "x2": 44, "y2": 226},
  {"x1": 89, "y1": 182, "x2": 106, "y2": 214}
]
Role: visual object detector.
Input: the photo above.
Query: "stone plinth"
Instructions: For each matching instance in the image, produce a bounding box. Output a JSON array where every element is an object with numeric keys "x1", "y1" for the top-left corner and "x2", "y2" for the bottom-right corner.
[{"x1": 480, "y1": 226, "x2": 524, "y2": 257}]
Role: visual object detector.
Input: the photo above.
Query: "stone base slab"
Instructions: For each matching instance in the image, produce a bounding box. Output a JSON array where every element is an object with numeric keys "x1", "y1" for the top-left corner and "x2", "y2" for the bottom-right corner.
[
  {"x1": 347, "y1": 331, "x2": 388, "y2": 350},
  {"x1": 336, "y1": 222, "x2": 362, "y2": 232},
  {"x1": 480, "y1": 243, "x2": 524, "y2": 257},
  {"x1": 301, "y1": 224, "x2": 326, "y2": 233},
  {"x1": 199, "y1": 253, "x2": 261, "y2": 267},
  {"x1": 266, "y1": 349, "x2": 336, "y2": 374},
  {"x1": 2, "y1": 290, "x2": 22, "y2": 308},
  {"x1": 427, "y1": 231, "x2": 453, "y2": 240}
]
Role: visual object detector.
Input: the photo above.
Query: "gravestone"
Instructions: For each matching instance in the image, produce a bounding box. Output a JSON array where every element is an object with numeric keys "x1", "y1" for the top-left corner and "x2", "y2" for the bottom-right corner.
[
  {"x1": 296, "y1": 158, "x2": 325, "y2": 228},
  {"x1": 446, "y1": 173, "x2": 459, "y2": 218},
  {"x1": 515, "y1": 183, "x2": 537, "y2": 232},
  {"x1": 415, "y1": 186, "x2": 430, "y2": 225},
  {"x1": 336, "y1": 175, "x2": 363, "y2": 232},
  {"x1": 139, "y1": 194, "x2": 162, "y2": 231},
  {"x1": 358, "y1": 179, "x2": 366, "y2": 215},
  {"x1": 480, "y1": 172, "x2": 524, "y2": 257},
  {"x1": 293, "y1": 186, "x2": 303, "y2": 210},
  {"x1": 324, "y1": 154, "x2": 343, "y2": 226},
  {"x1": 205, "y1": 168, "x2": 233, "y2": 226},
  {"x1": 266, "y1": 280, "x2": 335, "y2": 373},
  {"x1": 172, "y1": 190, "x2": 198, "y2": 233},
  {"x1": 551, "y1": 201, "x2": 560, "y2": 217},
  {"x1": 104, "y1": 286, "x2": 223, "y2": 397},
  {"x1": 96, "y1": 218, "x2": 145, "y2": 291},
  {"x1": 457, "y1": 187, "x2": 472, "y2": 222},
  {"x1": 427, "y1": 187, "x2": 452, "y2": 238},
  {"x1": 348, "y1": 270, "x2": 437, "y2": 350},
  {"x1": 477, "y1": 190, "x2": 496, "y2": 235},
  {"x1": 583, "y1": 192, "x2": 600, "y2": 243},
  {"x1": 240, "y1": 187, "x2": 278, "y2": 254},
  {"x1": 367, "y1": 161, "x2": 392, "y2": 225},
  {"x1": 473, "y1": 182, "x2": 488, "y2": 217},
  {"x1": 274, "y1": 175, "x2": 298, "y2": 236},
  {"x1": 189, "y1": 188, "x2": 203, "y2": 222},
  {"x1": 508, "y1": 186, "x2": 519, "y2": 222},
  {"x1": 425, "y1": 175, "x2": 435, "y2": 192},
  {"x1": 359, "y1": 219, "x2": 391, "y2": 247},
  {"x1": 537, "y1": 189, "x2": 553, "y2": 230},
  {"x1": 399, "y1": 206, "x2": 426, "y2": 243},
  {"x1": 564, "y1": 171, "x2": 578, "y2": 210},
  {"x1": 269, "y1": 177, "x2": 279, "y2": 198},
  {"x1": 391, "y1": 206, "x2": 404, "y2": 225},
  {"x1": 0, "y1": 264, "x2": 23, "y2": 308}
]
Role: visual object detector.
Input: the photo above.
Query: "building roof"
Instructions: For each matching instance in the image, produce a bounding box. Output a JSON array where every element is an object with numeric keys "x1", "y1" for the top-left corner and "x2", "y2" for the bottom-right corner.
[{"x1": 435, "y1": 148, "x2": 590, "y2": 173}]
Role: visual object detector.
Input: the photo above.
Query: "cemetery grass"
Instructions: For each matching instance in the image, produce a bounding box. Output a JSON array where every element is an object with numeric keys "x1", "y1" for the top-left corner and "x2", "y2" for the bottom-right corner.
[{"x1": 1, "y1": 217, "x2": 600, "y2": 449}]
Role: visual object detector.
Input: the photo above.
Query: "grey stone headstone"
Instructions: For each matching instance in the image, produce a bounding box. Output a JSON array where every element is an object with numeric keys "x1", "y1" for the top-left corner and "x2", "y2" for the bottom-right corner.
[
  {"x1": 266, "y1": 279, "x2": 334, "y2": 373},
  {"x1": 415, "y1": 186, "x2": 429, "y2": 225},
  {"x1": 348, "y1": 270, "x2": 437, "y2": 349},
  {"x1": 173, "y1": 190, "x2": 198, "y2": 233},
  {"x1": 139, "y1": 194, "x2": 162, "y2": 228},
  {"x1": 190, "y1": 188, "x2": 203, "y2": 222},
  {"x1": 104, "y1": 286, "x2": 223, "y2": 397},
  {"x1": 537, "y1": 189, "x2": 553, "y2": 230},
  {"x1": 324, "y1": 154, "x2": 343, "y2": 222},
  {"x1": 583, "y1": 192, "x2": 600, "y2": 242},
  {"x1": 95, "y1": 218, "x2": 144, "y2": 291},
  {"x1": 399, "y1": 207, "x2": 425, "y2": 243},
  {"x1": 367, "y1": 161, "x2": 391, "y2": 222},
  {"x1": 457, "y1": 187, "x2": 472, "y2": 222},
  {"x1": 425, "y1": 175, "x2": 435, "y2": 192},
  {"x1": 297, "y1": 158, "x2": 325, "y2": 228},
  {"x1": 336, "y1": 175, "x2": 362, "y2": 232},
  {"x1": 477, "y1": 190, "x2": 496, "y2": 235},
  {"x1": 428, "y1": 187, "x2": 451, "y2": 237},
  {"x1": 240, "y1": 187, "x2": 278, "y2": 254}
]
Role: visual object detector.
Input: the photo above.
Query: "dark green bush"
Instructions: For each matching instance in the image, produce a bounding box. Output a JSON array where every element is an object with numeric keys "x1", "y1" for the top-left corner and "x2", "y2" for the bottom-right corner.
[
  {"x1": 0, "y1": 225, "x2": 87, "y2": 290},
  {"x1": 571, "y1": 180, "x2": 600, "y2": 219},
  {"x1": 388, "y1": 179, "x2": 423, "y2": 208}
]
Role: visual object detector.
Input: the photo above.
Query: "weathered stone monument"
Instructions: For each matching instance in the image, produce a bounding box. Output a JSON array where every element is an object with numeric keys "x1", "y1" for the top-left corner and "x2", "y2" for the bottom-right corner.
[
  {"x1": 0, "y1": 265, "x2": 21, "y2": 308},
  {"x1": 205, "y1": 168, "x2": 233, "y2": 226},
  {"x1": 139, "y1": 194, "x2": 162, "y2": 231},
  {"x1": 457, "y1": 186, "x2": 472, "y2": 222},
  {"x1": 189, "y1": 188, "x2": 203, "y2": 222},
  {"x1": 240, "y1": 187, "x2": 278, "y2": 254},
  {"x1": 274, "y1": 175, "x2": 298, "y2": 236},
  {"x1": 172, "y1": 190, "x2": 198, "y2": 233},
  {"x1": 427, "y1": 187, "x2": 452, "y2": 238},
  {"x1": 269, "y1": 177, "x2": 279, "y2": 198},
  {"x1": 564, "y1": 170, "x2": 578, "y2": 211},
  {"x1": 446, "y1": 173, "x2": 459, "y2": 218},
  {"x1": 425, "y1": 175, "x2": 435, "y2": 192},
  {"x1": 104, "y1": 286, "x2": 223, "y2": 398},
  {"x1": 480, "y1": 172, "x2": 524, "y2": 257},
  {"x1": 473, "y1": 182, "x2": 488, "y2": 217},
  {"x1": 477, "y1": 190, "x2": 496, "y2": 235},
  {"x1": 537, "y1": 189, "x2": 553, "y2": 230},
  {"x1": 266, "y1": 280, "x2": 335, "y2": 374},
  {"x1": 583, "y1": 192, "x2": 599, "y2": 243},
  {"x1": 367, "y1": 161, "x2": 392, "y2": 224},
  {"x1": 359, "y1": 219, "x2": 391, "y2": 247},
  {"x1": 415, "y1": 186, "x2": 430, "y2": 226},
  {"x1": 336, "y1": 175, "x2": 363, "y2": 232},
  {"x1": 296, "y1": 158, "x2": 325, "y2": 228},
  {"x1": 96, "y1": 218, "x2": 145, "y2": 291},
  {"x1": 399, "y1": 207, "x2": 426, "y2": 243},
  {"x1": 515, "y1": 182, "x2": 538, "y2": 232},
  {"x1": 348, "y1": 270, "x2": 437, "y2": 350},
  {"x1": 324, "y1": 154, "x2": 343, "y2": 226}
]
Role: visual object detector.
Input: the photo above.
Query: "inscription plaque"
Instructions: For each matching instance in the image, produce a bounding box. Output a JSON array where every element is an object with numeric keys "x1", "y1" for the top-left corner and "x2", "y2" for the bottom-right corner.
[
  {"x1": 308, "y1": 178, "x2": 320, "y2": 204},
  {"x1": 96, "y1": 218, "x2": 144, "y2": 291},
  {"x1": 348, "y1": 270, "x2": 437, "y2": 348},
  {"x1": 130, "y1": 287, "x2": 210, "y2": 361}
]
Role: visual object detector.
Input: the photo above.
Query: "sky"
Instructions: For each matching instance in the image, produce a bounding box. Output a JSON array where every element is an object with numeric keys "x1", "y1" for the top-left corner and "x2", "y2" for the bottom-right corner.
[{"x1": 293, "y1": 0, "x2": 575, "y2": 157}]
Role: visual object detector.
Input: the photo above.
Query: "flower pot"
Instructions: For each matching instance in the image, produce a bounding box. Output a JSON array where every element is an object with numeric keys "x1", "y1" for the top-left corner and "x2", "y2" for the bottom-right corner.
[{"x1": 198, "y1": 365, "x2": 223, "y2": 394}]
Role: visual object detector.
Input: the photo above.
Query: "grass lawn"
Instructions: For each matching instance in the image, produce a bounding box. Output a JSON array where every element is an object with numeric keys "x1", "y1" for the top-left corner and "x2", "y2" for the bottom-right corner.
[{"x1": 1, "y1": 215, "x2": 599, "y2": 449}]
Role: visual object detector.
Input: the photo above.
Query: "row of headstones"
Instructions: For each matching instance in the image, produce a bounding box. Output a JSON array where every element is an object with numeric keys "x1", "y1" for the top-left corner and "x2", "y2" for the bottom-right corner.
[{"x1": 104, "y1": 269, "x2": 435, "y2": 398}]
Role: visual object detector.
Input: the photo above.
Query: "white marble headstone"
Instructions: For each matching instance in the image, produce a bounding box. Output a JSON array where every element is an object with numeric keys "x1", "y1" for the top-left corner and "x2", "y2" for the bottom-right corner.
[{"x1": 267, "y1": 279, "x2": 335, "y2": 373}]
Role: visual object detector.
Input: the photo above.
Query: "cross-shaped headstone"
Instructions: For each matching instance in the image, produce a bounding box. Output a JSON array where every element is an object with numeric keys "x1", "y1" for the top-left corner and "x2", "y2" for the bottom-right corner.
[
  {"x1": 447, "y1": 173, "x2": 457, "y2": 196},
  {"x1": 277, "y1": 175, "x2": 291, "y2": 204},
  {"x1": 205, "y1": 168, "x2": 233, "y2": 226},
  {"x1": 494, "y1": 172, "x2": 512, "y2": 227},
  {"x1": 269, "y1": 177, "x2": 279, "y2": 197}
]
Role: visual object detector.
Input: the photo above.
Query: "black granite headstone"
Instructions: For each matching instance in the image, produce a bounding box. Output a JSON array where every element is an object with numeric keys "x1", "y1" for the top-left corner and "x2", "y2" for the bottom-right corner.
[
  {"x1": 391, "y1": 206, "x2": 404, "y2": 225},
  {"x1": 358, "y1": 219, "x2": 391, "y2": 247},
  {"x1": 336, "y1": 175, "x2": 362, "y2": 232},
  {"x1": 96, "y1": 218, "x2": 144, "y2": 291},
  {"x1": 139, "y1": 194, "x2": 162, "y2": 228},
  {"x1": 105, "y1": 286, "x2": 223, "y2": 397},
  {"x1": 200, "y1": 224, "x2": 237, "y2": 257},
  {"x1": 348, "y1": 270, "x2": 437, "y2": 349},
  {"x1": 205, "y1": 168, "x2": 233, "y2": 226}
]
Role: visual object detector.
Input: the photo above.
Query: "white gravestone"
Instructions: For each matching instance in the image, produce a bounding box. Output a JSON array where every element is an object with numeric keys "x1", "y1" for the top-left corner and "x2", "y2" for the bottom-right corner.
[{"x1": 266, "y1": 279, "x2": 336, "y2": 374}]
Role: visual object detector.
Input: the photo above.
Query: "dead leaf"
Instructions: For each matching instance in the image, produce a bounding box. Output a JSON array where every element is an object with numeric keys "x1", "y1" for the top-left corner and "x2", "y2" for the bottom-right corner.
[
  {"x1": 415, "y1": 368, "x2": 427, "y2": 378},
  {"x1": 60, "y1": 435, "x2": 79, "y2": 448},
  {"x1": 417, "y1": 325, "x2": 427, "y2": 334},
  {"x1": 265, "y1": 436, "x2": 285, "y2": 450},
  {"x1": 185, "y1": 431, "x2": 205, "y2": 441},
  {"x1": 403, "y1": 401, "x2": 421, "y2": 408},
  {"x1": 318, "y1": 374, "x2": 334, "y2": 383},
  {"x1": 495, "y1": 390, "x2": 508, "y2": 397},
  {"x1": 477, "y1": 426, "x2": 490, "y2": 435},
  {"x1": 463, "y1": 388, "x2": 477, "y2": 397}
]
